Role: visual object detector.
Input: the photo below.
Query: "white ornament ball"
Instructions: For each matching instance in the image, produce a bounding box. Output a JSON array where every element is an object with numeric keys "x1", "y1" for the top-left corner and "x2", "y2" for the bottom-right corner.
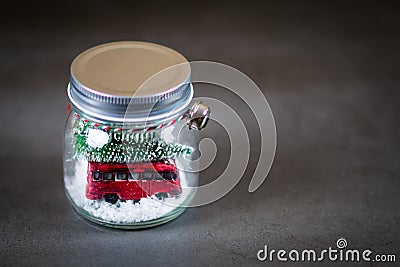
[{"x1": 87, "y1": 129, "x2": 110, "y2": 148}]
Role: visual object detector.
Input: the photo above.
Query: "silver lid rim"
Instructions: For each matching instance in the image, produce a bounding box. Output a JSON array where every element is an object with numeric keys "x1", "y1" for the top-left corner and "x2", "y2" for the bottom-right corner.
[{"x1": 67, "y1": 83, "x2": 194, "y2": 124}]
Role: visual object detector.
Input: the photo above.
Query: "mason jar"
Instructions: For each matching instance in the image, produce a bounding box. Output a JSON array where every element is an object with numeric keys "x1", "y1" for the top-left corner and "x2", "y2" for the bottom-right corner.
[{"x1": 63, "y1": 41, "x2": 209, "y2": 229}]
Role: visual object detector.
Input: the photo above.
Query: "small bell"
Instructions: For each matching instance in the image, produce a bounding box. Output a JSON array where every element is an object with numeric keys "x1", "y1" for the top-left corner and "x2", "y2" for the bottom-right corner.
[{"x1": 187, "y1": 101, "x2": 210, "y2": 130}]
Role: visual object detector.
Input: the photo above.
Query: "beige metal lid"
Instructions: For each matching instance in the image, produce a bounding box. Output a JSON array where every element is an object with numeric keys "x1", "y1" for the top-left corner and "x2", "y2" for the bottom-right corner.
[
  {"x1": 71, "y1": 41, "x2": 190, "y2": 97},
  {"x1": 68, "y1": 41, "x2": 193, "y2": 122}
]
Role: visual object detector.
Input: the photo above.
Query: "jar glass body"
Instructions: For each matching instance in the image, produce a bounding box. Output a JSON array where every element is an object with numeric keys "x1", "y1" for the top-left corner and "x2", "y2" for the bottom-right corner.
[{"x1": 63, "y1": 108, "x2": 199, "y2": 229}]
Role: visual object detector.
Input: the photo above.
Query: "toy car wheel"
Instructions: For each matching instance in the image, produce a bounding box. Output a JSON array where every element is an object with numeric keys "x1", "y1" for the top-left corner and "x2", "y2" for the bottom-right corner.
[
  {"x1": 104, "y1": 194, "x2": 119, "y2": 204},
  {"x1": 155, "y1": 193, "x2": 168, "y2": 200}
]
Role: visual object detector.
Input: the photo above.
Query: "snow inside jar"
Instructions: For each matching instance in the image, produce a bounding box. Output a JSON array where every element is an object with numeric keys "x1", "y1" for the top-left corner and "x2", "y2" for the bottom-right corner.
[{"x1": 63, "y1": 41, "x2": 210, "y2": 229}]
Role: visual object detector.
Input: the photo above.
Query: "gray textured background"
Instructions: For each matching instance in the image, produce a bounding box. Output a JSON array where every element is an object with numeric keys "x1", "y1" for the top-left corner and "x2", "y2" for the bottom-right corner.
[{"x1": 1, "y1": 1, "x2": 399, "y2": 266}]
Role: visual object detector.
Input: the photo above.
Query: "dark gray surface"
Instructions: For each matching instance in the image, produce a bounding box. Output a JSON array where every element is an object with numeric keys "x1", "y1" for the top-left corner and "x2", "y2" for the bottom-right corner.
[{"x1": 1, "y1": 1, "x2": 400, "y2": 266}]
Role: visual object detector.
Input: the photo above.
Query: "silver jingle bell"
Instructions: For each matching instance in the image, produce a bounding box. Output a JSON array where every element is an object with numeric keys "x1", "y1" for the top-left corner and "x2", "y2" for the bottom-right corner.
[{"x1": 186, "y1": 101, "x2": 210, "y2": 130}]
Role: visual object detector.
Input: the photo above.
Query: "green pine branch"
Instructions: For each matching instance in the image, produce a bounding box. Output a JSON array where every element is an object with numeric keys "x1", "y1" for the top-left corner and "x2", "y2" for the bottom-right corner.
[{"x1": 73, "y1": 119, "x2": 193, "y2": 163}]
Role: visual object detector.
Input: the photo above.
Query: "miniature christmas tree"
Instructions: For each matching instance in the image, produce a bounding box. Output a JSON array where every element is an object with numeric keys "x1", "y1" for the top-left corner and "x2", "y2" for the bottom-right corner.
[{"x1": 74, "y1": 118, "x2": 193, "y2": 163}]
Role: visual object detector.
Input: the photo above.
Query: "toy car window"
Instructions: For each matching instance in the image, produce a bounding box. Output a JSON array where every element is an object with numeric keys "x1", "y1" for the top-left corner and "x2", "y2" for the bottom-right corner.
[
  {"x1": 142, "y1": 172, "x2": 153, "y2": 180},
  {"x1": 103, "y1": 172, "x2": 113, "y2": 181},
  {"x1": 116, "y1": 172, "x2": 127, "y2": 180},
  {"x1": 155, "y1": 172, "x2": 164, "y2": 180},
  {"x1": 93, "y1": 171, "x2": 101, "y2": 181},
  {"x1": 128, "y1": 172, "x2": 140, "y2": 180}
]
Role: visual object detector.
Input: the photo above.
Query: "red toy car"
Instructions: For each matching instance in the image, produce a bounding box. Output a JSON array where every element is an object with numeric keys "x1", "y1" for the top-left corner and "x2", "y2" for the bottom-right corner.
[{"x1": 85, "y1": 160, "x2": 182, "y2": 204}]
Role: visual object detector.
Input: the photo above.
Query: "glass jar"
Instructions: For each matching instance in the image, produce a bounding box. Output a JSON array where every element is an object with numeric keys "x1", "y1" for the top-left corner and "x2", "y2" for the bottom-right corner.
[{"x1": 63, "y1": 41, "x2": 209, "y2": 229}]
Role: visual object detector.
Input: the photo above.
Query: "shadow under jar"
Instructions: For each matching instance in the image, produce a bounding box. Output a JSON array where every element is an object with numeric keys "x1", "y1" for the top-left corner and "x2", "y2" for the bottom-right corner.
[{"x1": 63, "y1": 41, "x2": 210, "y2": 229}]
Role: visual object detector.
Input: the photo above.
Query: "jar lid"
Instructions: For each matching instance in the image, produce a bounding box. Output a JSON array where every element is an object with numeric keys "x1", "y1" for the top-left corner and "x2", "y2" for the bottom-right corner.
[{"x1": 68, "y1": 41, "x2": 192, "y2": 123}]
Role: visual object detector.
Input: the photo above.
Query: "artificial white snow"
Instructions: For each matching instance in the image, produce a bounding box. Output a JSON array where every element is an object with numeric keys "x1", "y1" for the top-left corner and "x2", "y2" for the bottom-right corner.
[
  {"x1": 86, "y1": 128, "x2": 110, "y2": 148},
  {"x1": 65, "y1": 159, "x2": 194, "y2": 224}
]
